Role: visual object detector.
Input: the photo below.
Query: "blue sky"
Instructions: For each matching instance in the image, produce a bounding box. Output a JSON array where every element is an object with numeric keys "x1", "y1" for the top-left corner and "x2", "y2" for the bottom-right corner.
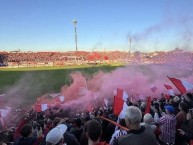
[{"x1": 0, "y1": 0, "x2": 193, "y2": 52}]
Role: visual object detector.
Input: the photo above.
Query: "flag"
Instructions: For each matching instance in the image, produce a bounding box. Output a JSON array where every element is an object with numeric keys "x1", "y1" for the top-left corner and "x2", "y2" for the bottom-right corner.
[
  {"x1": 0, "y1": 117, "x2": 6, "y2": 130},
  {"x1": 151, "y1": 85, "x2": 157, "y2": 92},
  {"x1": 0, "y1": 108, "x2": 11, "y2": 118},
  {"x1": 34, "y1": 104, "x2": 48, "y2": 112},
  {"x1": 164, "y1": 84, "x2": 175, "y2": 96},
  {"x1": 119, "y1": 102, "x2": 129, "y2": 119},
  {"x1": 0, "y1": 109, "x2": 9, "y2": 130},
  {"x1": 86, "y1": 103, "x2": 93, "y2": 112},
  {"x1": 165, "y1": 94, "x2": 170, "y2": 100},
  {"x1": 144, "y1": 96, "x2": 151, "y2": 114},
  {"x1": 113, "y1": 88, "x2": 129, "y2": 116},
  {"x1": 104, "y1": 98, "x2": 109, "y2": 109},
  {"x1": 168, "y1": 77, "x2": 193, "y2": 94},
  {"x1": 55, "y1": 95, "x2": 65, "y2": 103}
]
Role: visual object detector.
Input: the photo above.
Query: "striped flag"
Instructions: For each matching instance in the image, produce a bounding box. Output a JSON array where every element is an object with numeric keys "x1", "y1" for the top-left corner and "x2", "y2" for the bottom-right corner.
[
  {"x1": 164, "y1": 84, "x2": 175, "y2": 96},
  {"x1": 34, "y1": 104, "x2": 48, "y2": 112},
  {"x1": 168, "y1": 77, "x2": 193, "y2": 94},
  {"x1": 113, "y1": 88, "x2": 129, "y2": 117}
]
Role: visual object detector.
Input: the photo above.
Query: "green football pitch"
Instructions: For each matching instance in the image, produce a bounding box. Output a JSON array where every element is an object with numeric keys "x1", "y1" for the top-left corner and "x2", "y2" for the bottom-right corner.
[{"x1": 0, "y1": 63, "x2": 124, "y2": 107}]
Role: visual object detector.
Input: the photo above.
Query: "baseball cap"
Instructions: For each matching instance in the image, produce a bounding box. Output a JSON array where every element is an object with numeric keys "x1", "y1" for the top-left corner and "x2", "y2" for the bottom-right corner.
[
  {"x1": 46, "y1": 124, "x2": 67, "y2": 145},
  {"x1": 164, "y1": 105, "x2": 175, "y2": 113}
]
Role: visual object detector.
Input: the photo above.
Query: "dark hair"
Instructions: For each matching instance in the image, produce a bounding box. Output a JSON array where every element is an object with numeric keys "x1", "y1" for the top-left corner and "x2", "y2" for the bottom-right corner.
[
  {"x1": 153, "y1": 102, "x2": 162, "y2": 118},
  {"x1": 186, "y1": 93, "x2": 193, "y2": 100},
  {"x1": 20, "y1": 124, "x2": 32, "y2": 138},
  {"x1": 119, "y1": 118, "x2": 126, "y2": 127},
  {"x1": 86, "y1": 120, "x2": 102, "y2": 142},
  {"x1": 179, "y1": 102, "x2": 189, "y2": 113},
  {"x1": 74, "y1": 118, "x2": 82, "y2": 128}
]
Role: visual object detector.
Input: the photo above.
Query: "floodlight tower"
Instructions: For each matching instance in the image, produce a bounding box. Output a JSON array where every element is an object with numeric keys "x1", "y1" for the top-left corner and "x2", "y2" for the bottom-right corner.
[
  {"x1": 129, "y1": 38, "x2": 132, "y2": 61},
  {"x1": 73, "y1": 19, "x2": 78, "y2": 52}
]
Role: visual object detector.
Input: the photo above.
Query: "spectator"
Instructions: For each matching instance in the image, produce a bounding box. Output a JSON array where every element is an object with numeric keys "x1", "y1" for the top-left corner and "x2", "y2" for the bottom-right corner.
[
  {"x1": 86, "y1": 120, "x2": 109, "y2": 145},
  {"x1": 46, "y1": 124, "x2": 67, "y2": 145},
  {"x1": 175, "y1": 102, "x2": 189, "y2": 145},
  {"x1": 70, "y1": 118, "x2": 83, "y2": 142},
  {"x1": 114, "y1": 106, "x2": 158, "y2": 145},
  {"x1": 63, "y1": 131, "x2": 80, "y2": 145},
  {"x1": 109, "y1": 118, "x2": 127, "y2": 145},
  {"x1": 157, "y1": 105, "x2": 176, "y2": 145},
  {"x1": 14, "y1": 124, "x2": 37, "y2": 145},
  {"x1": 141, "y1": 113, "x2": 156, "y2": 132},
  {"x1": 177, "y1": 111, "x2": 193, "y2": 145}
]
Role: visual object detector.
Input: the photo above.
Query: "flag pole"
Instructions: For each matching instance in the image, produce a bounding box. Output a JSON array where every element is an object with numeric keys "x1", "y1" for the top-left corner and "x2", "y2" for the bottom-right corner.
[{"x1": 100, "y1": 116, "x2": 128, "y2": 131}]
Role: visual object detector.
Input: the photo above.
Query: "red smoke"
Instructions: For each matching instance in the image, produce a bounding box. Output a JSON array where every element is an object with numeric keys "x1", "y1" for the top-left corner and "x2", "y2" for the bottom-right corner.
[{"x1": 55, "y1": 63, "x2": 193, "y2": 110}]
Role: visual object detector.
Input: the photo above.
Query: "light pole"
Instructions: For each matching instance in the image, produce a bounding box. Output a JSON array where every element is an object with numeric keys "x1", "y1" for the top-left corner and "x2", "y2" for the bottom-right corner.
[
  {"x1": 129, "y1": 38, "x2": 132, "y2": 53},
  {"x1": 73, "y1": 19, "x2": 78, "y2": 52},
  {"x1": 129, "y1": 38, "x2": 132, "y2": 61}
]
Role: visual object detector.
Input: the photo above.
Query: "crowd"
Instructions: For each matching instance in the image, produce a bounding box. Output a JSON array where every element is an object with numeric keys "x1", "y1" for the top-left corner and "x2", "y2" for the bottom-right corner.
[
  {"x1": 150, "y1": 52, "x2": 193, "y2": 64},
  {"x1": 1, "y1": 51, "x2": 193, "y2": 66},
  {"x1": 0, "y1": 51, "x2": 127, "y2": 63},
  {"x1": 0, "y1": 92, "x2": 193, "y2": 145},
  {"x1": 0, "y1": 54, "x2": 7, "y2": 66}
]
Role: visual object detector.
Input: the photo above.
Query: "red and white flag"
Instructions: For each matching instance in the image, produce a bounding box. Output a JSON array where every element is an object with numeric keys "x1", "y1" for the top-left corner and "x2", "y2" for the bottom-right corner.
[
  {"x1": 118, "y1": 102, "x2": 129, "y2": 119},
  {"x1": 113, "y1": 88, "x2": 129, "y2": 117},
  {"x1": 34, "y1": 104, "x2": 48, "y2": 112},
  {"x1": 168, "y1": 77, "x2": 193, "y2": 94},
  {"x1": 55, "y1": 95, "x2": 65, "y2": 103},
  {"x1": 164, "y1": 84, "x2": 175, "y2": 96}
]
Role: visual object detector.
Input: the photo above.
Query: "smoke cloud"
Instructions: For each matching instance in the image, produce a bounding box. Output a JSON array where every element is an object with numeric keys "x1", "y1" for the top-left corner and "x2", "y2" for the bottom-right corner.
[
  {"x1": 127, "y1": 0, "x2": 193, "y2": 52},
  {"x1": 2, "y1": 63, "x2": 193, "y2": 114}
]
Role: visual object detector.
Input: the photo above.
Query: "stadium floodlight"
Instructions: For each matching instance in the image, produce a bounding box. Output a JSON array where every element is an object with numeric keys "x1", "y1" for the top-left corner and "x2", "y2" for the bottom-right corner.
[
  {"x1": 129, "y1": 38, "x2": 132, "y2": 53},
  {"x1": 129, "y1": 38, "x2": 132, "y2": 61},
  {"x1": 72, "y1": 19, "x2": 78, "y2": 52}
]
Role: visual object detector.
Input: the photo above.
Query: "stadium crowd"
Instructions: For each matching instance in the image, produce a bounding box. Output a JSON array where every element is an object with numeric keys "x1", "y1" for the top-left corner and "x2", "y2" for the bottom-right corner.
[
  {"x1": 1, "y1": 50, "x2": 193, "y2": 67},
  {"x1": 150, "y1": 52, "x2": 193, "y2": 64},
  {"x1": 0, "y1": 92, "x2": 193, "y2": 145}
]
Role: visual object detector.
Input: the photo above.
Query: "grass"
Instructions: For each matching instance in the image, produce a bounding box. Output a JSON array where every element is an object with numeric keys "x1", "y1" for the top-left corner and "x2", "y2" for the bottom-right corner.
[{"x1": 0, "y1": 64, "x2": 124, "y2": 106}]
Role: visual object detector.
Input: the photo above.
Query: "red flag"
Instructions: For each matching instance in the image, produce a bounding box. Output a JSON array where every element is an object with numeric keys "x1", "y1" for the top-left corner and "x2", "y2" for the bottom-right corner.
[
  {"x1": 168, "y1": 76, "x2": 193, "y2": 94},
  {"x1": 113, "y1": 88, "x2": 124, "y2": 116},
  {"x1": 165, "y1": 94, "x2": 170, "y2": 100},
  {"x1": 164, "y1": 84, "x2": 172, "y2": 90},
  {"x1": 144, "y1": 96, "x2": 151, "y2": 114},
  {"x1": 86, "y1": 104, "x2": 93, "y2": 112},
  {"x1": 34, "y1": 104, "x2": 48, "y2": 112},
  {"x1": 55, "y1": 95, "x2": 65, "y2": 103},
  {"x1": 164, "y1": 84, "x2": 175, "y2": 96}
]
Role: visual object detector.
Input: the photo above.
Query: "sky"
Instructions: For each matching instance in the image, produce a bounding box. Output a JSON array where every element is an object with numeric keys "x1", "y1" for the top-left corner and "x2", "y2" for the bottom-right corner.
[{"x1": 0, "y1": 0, "x2": 193, "y2": 52}]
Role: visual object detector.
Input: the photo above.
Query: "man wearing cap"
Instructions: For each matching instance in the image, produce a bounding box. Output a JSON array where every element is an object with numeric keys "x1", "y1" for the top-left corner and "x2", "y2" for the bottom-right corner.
[
  {"x1": 158, "y1": 105, "x2": 176, "y2": 145},
  {"x1": 46, "y1": 124, "x2": 67, "y2": 145}
]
